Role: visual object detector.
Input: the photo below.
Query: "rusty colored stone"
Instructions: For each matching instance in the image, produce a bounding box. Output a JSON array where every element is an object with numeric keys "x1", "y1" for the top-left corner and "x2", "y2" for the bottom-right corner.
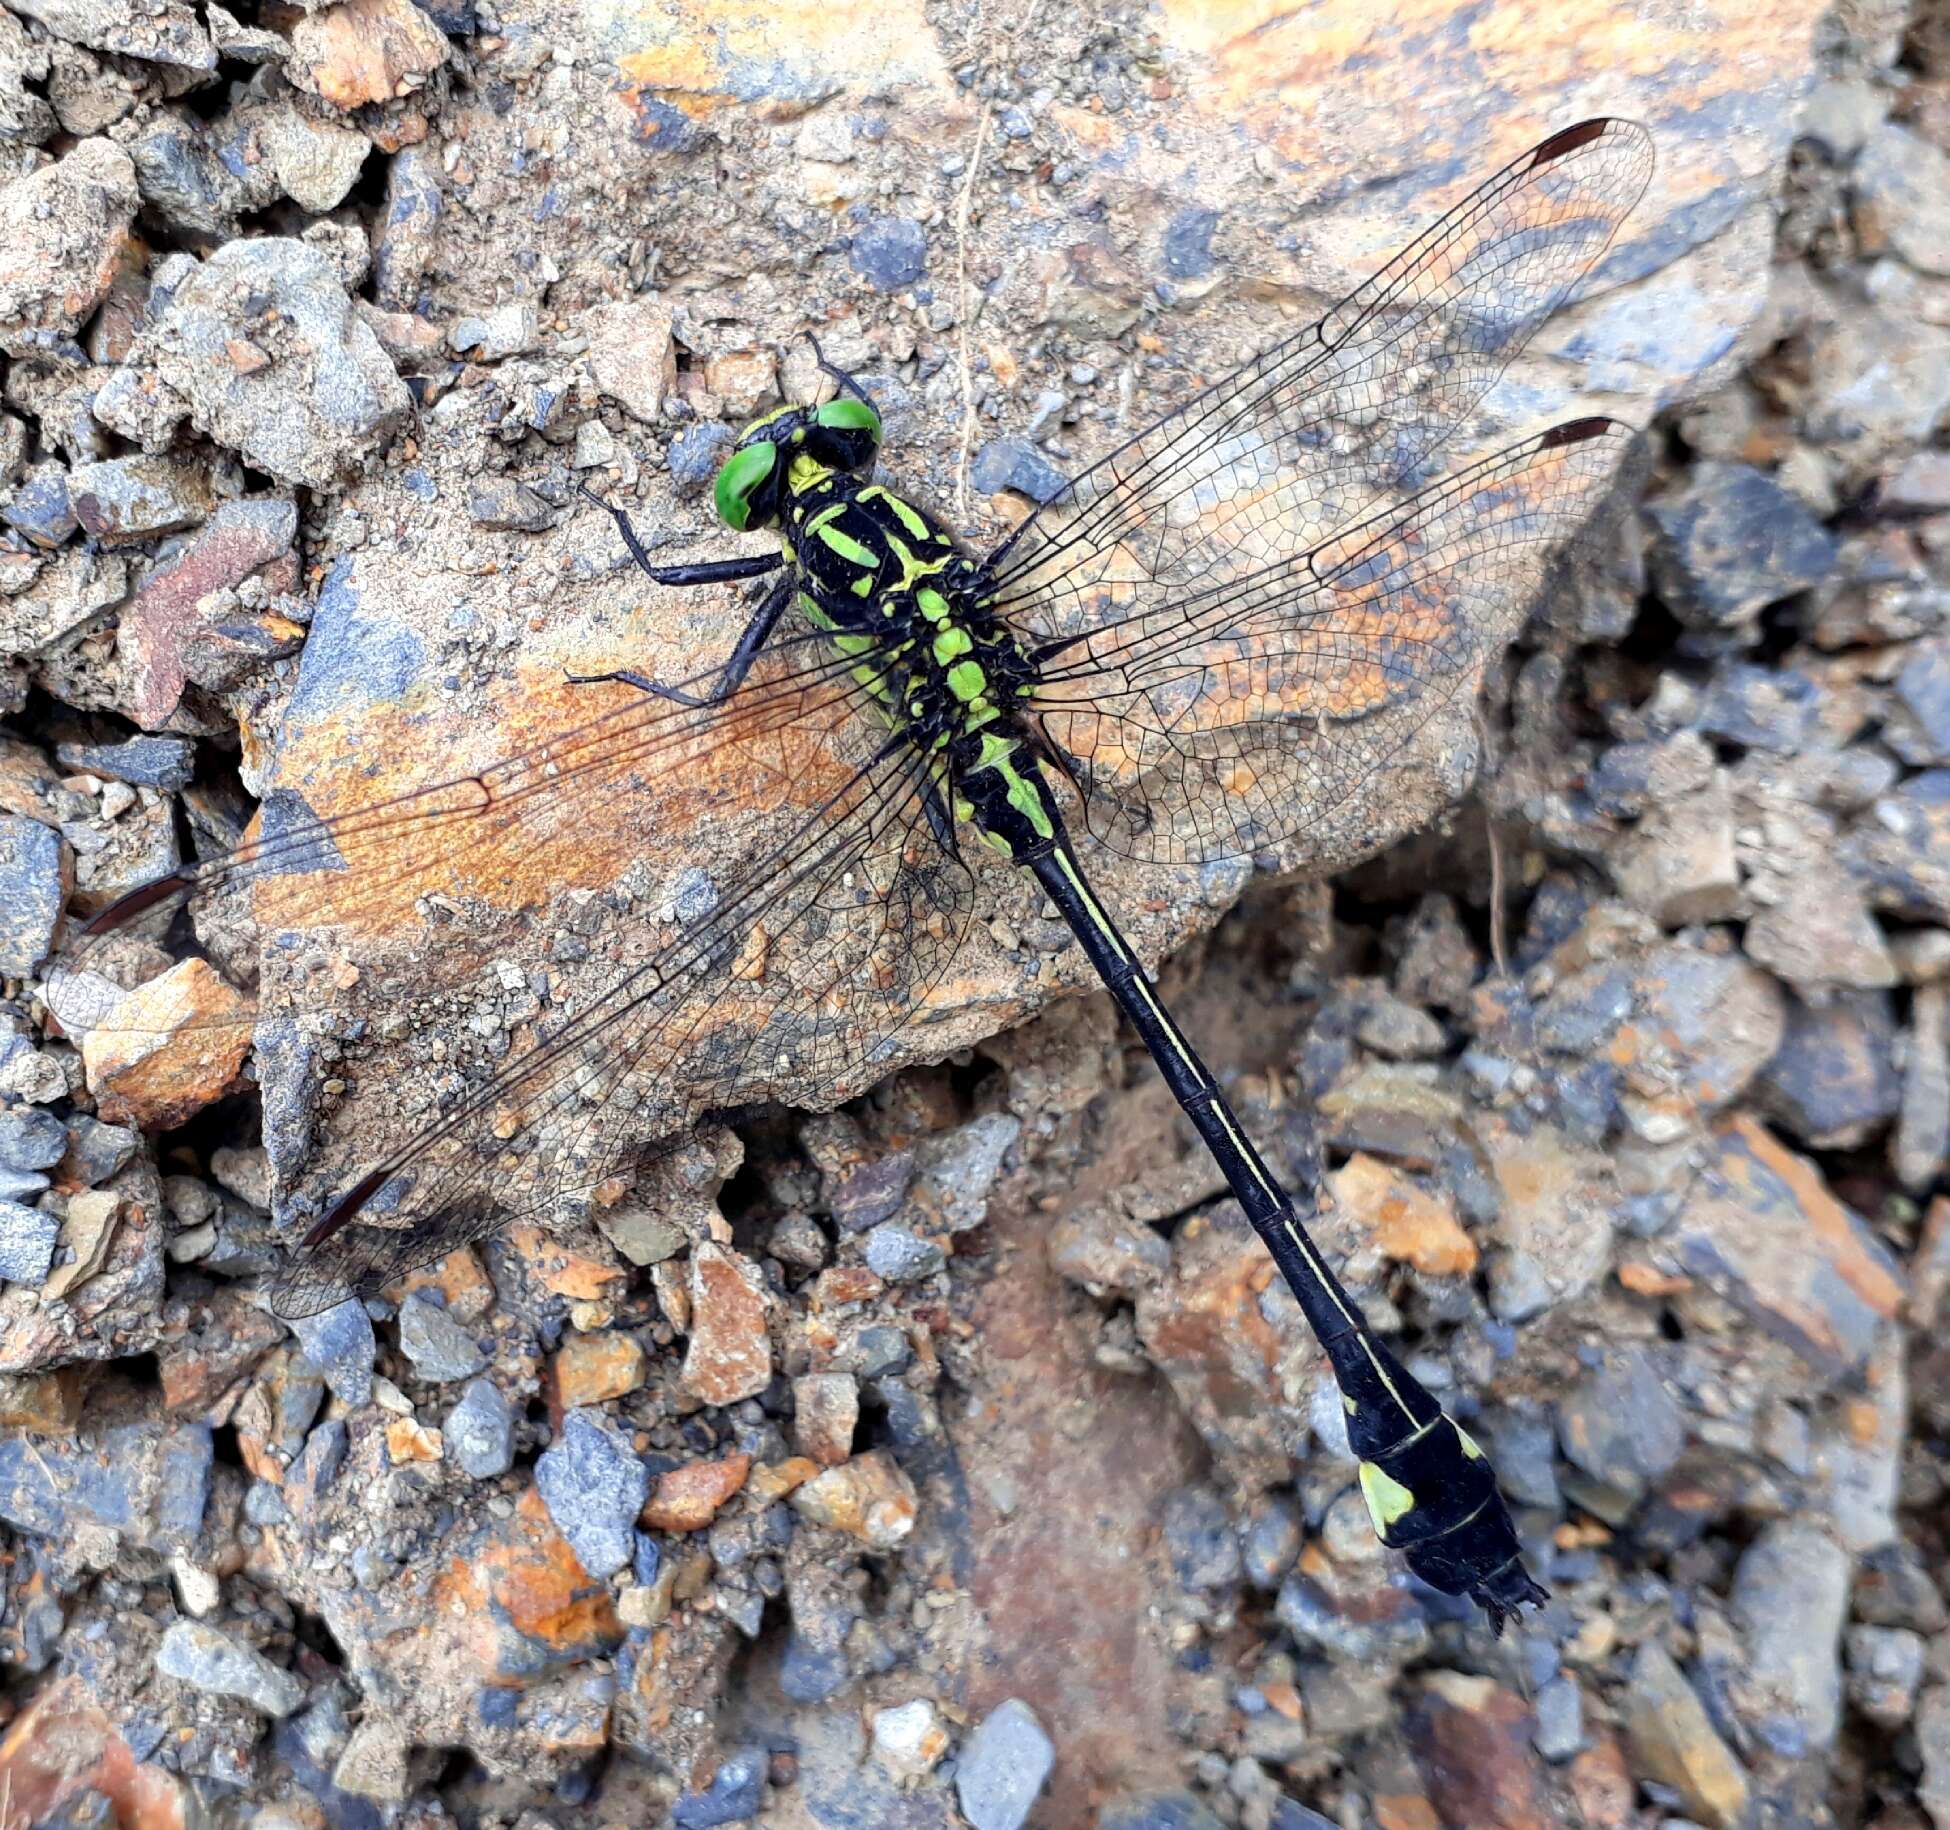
[
  {"x1": 429, "y1": 1488, "x2": 622, "y2": 1675},
  {"x1": 681, "y1": 1242, "x2": 771, "y2": 1404},
  {"x1": 549, "y1": 1329, "x2": 646, "y2": 1411},
  {"x1": 789, "y1": 1450, "x2": 918, "y2": 1548},
  {"x1": 157, "y1": 1289, "x2": 282, "y2": 1416},
  {"x1": 0, "y1": 1367, "x2": 87, "y2": 1433},
  {"x1": 1408, "y1": 1671, "x2": 1551, "y2": 1830},
  {"x1": 119, "y1": 498, "x2": 299, "y2": 727},
  {"x1": 1133, "y1": 1206, "x2": 1312, "y2": 1483},
  {"x1": 1331, "y1": 1152, "x2": 1478, "y2": 1277},
  {"x1": 0, "y1": 1679, "x2": 189, "y2": 1830},
  {"x1": 78, "y1": 965, "x2": 252, "y2": 1132},
  {"x1": 502, "y1": 1223, "x2": 626, "y2": 1303},
  {"x1": 385, "y1": 1417, "x2": 442, "y2": 1463},
  {"x1": 641, "y1": 1450, "x2": 752, "y2": 1532},
  {"x1": 287, "y1": 0, "x2": 448, "y2": 110},
  {"x1": 791, "y1": 1371, "x2": 859, "y2": 1466},
  {"x1": 1669, "y1": 1113, "x2": 1905, "y2": 1377},
  {"x1": 811, "y1": 1264, "x2": 884, "y2": 1310},
  {"x1": 744, "y1": 1457, "x2": 817, "y2": 1505}
]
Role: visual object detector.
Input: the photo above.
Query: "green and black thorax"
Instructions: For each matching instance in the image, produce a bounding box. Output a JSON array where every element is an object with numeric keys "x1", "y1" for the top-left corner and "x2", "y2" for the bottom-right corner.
[{"x1": 733, "y1": 402, "x2": 1063, "y2": 864}]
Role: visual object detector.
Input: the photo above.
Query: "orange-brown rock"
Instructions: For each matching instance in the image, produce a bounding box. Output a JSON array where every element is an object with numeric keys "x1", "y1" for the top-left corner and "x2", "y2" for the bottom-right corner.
[
  {"x1": 0, "y1": 1678, "x2": 189, "y2": 1830},
  {"x1": 1133, "y1": 1206, "x2": 1312, "y2": 1483},
  {"x1": 0, "y1": 1367, "x2": 87, "y2": 1433},
  {"x1": 427, "y1": 1488, "x2": 622, "y2": 1676},
  {"x1": 1669, "y1": 1113, "x2": 1905, "y2": 1377},
  {"x1": 79, "y1": 961, "x2": 252, "y2": 1130},
  {"x1": 680, "y1": 1242, "x2": 771, "y2": 1404},
  {"x1": 1330, "y1": 1152, "x2": 1478, "y2": 1277},
  {"x1": 287, "y1": 0, "x2": 448, "y2": 110},
  {"x1": 550, "y1": 1330, "x2": 647, "y2": 1411},
  {"x1": 502, "y1": 1223, "x2": 625, "y2": 1303},
  {"x1": 789, "y1": 1450, "x2": 918, "y2": 1548},
  {"x1": 1407, "y1": 1671, "x2": 1551, "y2": 1830},
  {"x1": 642, "y1": 1450, "x2": 752, "y2": 1532},
  {"x1": 744, "y1": 1457, "x2": 817, "y2": 1505},
  {"x1": 791, "y1": 1371, "x2": 859, "y2": 1466},
  {"x1": 385, "y1": 1417, "x2": 442, "y2": 1463}
]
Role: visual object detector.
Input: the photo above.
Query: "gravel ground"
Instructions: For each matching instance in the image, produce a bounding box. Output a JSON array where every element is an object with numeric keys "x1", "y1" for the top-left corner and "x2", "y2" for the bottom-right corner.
[{"x1": 1, "y1": 0, "x2": 1947, "y2": 1827}]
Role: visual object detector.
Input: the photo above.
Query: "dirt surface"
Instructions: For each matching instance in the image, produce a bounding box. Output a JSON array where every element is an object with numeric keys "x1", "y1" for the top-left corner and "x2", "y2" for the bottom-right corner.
[{"x1": 4, "y1": 0, "x2": 1949, "y2": 1827}]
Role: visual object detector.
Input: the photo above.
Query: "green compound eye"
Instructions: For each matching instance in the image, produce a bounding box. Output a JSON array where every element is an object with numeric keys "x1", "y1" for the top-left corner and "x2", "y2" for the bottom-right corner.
[
  {"x1": 713, "y1": 441, "x2": 777, "y2": 531},
  {"x1": 812, "y1": 395, "x2": 881, "y2": 439}
]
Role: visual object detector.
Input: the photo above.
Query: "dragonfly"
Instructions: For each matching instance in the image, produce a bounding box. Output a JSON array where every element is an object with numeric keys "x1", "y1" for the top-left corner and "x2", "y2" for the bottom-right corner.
[{"x1": 50, "y1": 118, "x2": 1654, "y2": 1632}]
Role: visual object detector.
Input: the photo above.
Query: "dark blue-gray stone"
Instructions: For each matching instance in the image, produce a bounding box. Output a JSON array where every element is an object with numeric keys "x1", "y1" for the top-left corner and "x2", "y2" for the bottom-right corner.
[
  {"x1": 396, "y1": 1293, "x2": 487, "y2": 1381},
  {"x1": 410, "y1": 0, "x2": 477, "y2": 34},
  {"x1": 1161, "y1": 1485, "x2": 1242, "y2": 1592},
  {"x1": 54, "y1": 736, "x2": 196, "y2": 790},
  {"x1": 0, "y1": 1107, "x2": 67, "y2": 1173},
  {"x1": 288, "y1": 1299, "x2": 377, "y2": 1407},
  {"x1": 0, "y1": 816, "x2": 65, "y2": 977},
  {"x1": 1, "y1": 464, "x2": 77, "y2": 548},
  {"x1": 446, "y1": 1375, "x2": 514, "y2": 1478},
  {"x1": 862, "y1": 1222, "x2": 943, "y2": 1283},
  {"x1": 779, "y1": 1633, "x2": 851, "y2": 1702},
  {"x1": 535, "y1": 1410, "x2": 648, "y2": 1578},
  {"x1": 1895, "y1": 639, "x2": 1950, "y2": 762},
  {"x1": 1240, "y1": 1494, "x2": 1302, "y2": 1589},
  {"x1": 1097, "y1": 1794, "x2": 1225, "y2": 1830},
  {"x1": 287, "y1": 1418, "x2": 348, "y2": 1514},
  {"x1": 156, "y1": 1424, "x2": 214, "y2": 1547},
  {"x1": 1644, "y1": 460, "x2": 1837, "y2": 628},
  {"x1": 850, "y1": 216, "x2": 928, "y2": 291},
  {"x1": 0, "y1": 1199, "x2": 59, "y2": 1284},
  {"x1": 1557, "y1": 1349, "x2": 1685, "y2": 1499},
  {"x1": 284, "y1": 555, "x2": 427, "y2": 730},
  {"x1": 60, "y1": 1117, "x2": 136, "y2": 1187},
  {"x1": 668, "y1": 421, "x2": 735, "y2": 490},
  {"x1": 831, "y1": 1151, "x2": 912, "y2": 1233},
  {"x1": 1757, "y1": 989, "x2": 1902, "y2": 1144},
  {"x1": 672, "y1": 1744, "x2": 766, "y2": 1826},
  {"x1": 1695, "y1": 662, "x2": 1823, "y2": 754},
  {"x1": 1533, "y1": 1673, "x2": 1584, "y2": 1761},
  {"x1": 956, "y1": 1698, "x2": 1055, "y2": 1830},
  {"x1": 970, "y1": 438, "x2": 1068, "y2": 505},
  {"x1": 631, "y1": 98, "x2": 706, "y2": 154},
  {"x1": 157, "y1": 1619, "x2": 304, "y2": 1718},
  {"x1": 854, "y1": 1324, "x2": 911, "y2": 1378},
  {"x1": 1267, "y1": 1803, "x2": 1337, "y2": 1830},
  {"x1": 1161, "y1": 207, "x2": 1220, "y2": 280}
]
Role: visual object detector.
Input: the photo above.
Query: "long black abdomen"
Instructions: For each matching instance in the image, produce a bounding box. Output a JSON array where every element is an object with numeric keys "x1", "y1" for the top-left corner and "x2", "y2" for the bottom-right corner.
[{"x1": 1026, "y1": 836, "x2": 1546, "y2": 1631}]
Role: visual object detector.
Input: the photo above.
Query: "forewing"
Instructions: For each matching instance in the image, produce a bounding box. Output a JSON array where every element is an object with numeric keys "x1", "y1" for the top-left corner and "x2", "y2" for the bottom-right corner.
[
  {"x1": 1031, "y1": 419, "x2": 1635, "y2": 862},
  {"x1": 985, "y1": 119, "x2": 1652, "y2": 636},
  {"x1": 42, "y1": 633, "x2": 865, "y2": 1043},
  {"x1": 272, "y1": 739, "x2": 976, "y2": 1317}
]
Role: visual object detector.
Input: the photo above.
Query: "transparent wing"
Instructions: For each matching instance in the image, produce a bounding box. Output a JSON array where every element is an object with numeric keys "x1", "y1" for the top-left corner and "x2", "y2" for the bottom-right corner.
[
  {"x1": 274, "y1": 738, "x2": 976, "y2": 1316},
  {"x1": 984, "y1": 119, "x2": 1650, "y2": 624},
  {"x1": 973, "y1": 118, "x2": 1651, "y2": 865},
  {"x1": 43, "y1": 631, "x2": 866, "y2": 1038},
  {"x1": 1030, "y1": 419, "x2": 1635, "y2": 862}
]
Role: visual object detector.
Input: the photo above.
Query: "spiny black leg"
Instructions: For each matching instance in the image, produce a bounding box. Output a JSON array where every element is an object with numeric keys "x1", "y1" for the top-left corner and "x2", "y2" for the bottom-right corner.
[
  {"x1": 565, "y1": 572, "x2": 796, "y2": 709},
  {"x1": 579, "y1": 484, "x2": 782, "y2": 588},
  {"x1": 805, "y1": 334, "x2": 876, "y2": 414}
]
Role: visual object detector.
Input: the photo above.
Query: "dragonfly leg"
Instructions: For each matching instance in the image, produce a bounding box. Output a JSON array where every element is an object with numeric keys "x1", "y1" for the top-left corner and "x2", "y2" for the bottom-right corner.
[
  {"x1": 806, "y1": 334, "x2": 877, "y2": 415},
  {"x1": 566, "y1": 571, "x2": 795, "y2": 708},
  {"x1": 579, "y1": 484, "x2": 783, "y2": 588}
]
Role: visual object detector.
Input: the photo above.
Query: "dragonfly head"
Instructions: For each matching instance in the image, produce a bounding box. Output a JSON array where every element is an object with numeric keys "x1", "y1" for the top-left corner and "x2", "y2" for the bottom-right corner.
[{"x1": 713, "y1": 394, "x2": 883, "y2": 533}]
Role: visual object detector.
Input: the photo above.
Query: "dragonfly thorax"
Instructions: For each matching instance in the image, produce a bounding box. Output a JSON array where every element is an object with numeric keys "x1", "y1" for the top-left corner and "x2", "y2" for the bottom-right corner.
[{"x1": 781, "y1": 474, "x2": 1056, "y2": 859}]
